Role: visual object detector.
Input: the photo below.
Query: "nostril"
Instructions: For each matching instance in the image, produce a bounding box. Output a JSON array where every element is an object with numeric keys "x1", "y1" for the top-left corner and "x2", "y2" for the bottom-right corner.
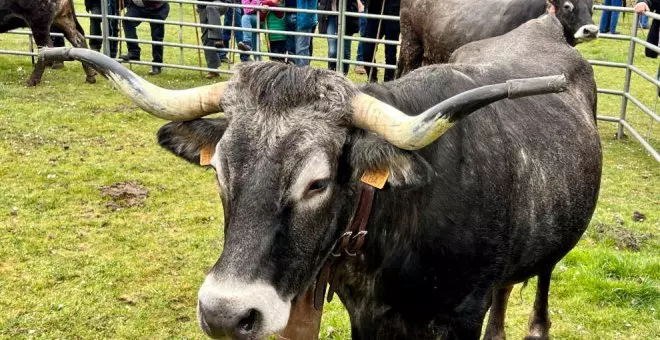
[{"x1": 237, "y1": 309, "x2": 260, "y2": 334}]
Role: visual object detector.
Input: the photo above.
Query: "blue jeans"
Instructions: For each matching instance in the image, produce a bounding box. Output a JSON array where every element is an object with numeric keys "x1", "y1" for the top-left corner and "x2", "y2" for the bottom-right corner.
[
  {"x1": 241, "y1": 14, "x2": 261, "y2": 61},
  {"x1": 327, "y1": 15, "x2": 352, "y2": 74},
  {"x1": 640, "y1": 14, "x2": 649, "y2": 29},
  {"x1": 599, "y1": 0, "x2": 622, "y2": 33},
  {"x1": 356, "y1": 15, "x2": 367, "y2": 62},
  {"x1": 286, "y1": 13, "x2": 297, "y2": 56},
  {"x1": 219, "y1": 8, "x2": 249, "y2": 61},
  {"x1": 295, "y1": 27, "x2": 313, "y2": 66}
]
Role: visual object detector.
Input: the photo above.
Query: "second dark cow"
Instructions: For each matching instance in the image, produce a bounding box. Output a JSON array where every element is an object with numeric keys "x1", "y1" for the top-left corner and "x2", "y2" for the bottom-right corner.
[
  {"x1": 396, "y1": 0, "x2": 599, "y2": 78},
  {"x1": 0, "y1": 0, "x2": 96, "y2": 85}
]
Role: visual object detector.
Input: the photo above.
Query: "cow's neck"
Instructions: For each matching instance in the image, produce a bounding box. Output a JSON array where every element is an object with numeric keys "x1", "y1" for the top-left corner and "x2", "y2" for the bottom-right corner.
[{"x1": 335, "y1": 186, "x2": 448, "y2": 337}]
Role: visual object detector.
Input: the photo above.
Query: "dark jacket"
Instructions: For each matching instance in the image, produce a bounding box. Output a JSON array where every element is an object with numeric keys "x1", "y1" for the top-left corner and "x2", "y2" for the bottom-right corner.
[{"x1": 638, "y1": 0, "x2": 659, "y2": 57}]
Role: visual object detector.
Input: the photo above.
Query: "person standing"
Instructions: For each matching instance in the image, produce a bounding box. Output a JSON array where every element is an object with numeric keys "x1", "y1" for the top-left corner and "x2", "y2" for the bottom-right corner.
[
  {"x1": 85, "y1": 0, "x2": 120, "y2": 58},
  {"x1": 293, "y1": 0, "x2": 318, "y2": 66},
  {"x1": 635, "y1": 0, "x2": 659, "y2": 96},
  {"x1": 218, "y1": 0, "x2": 250, "y2": 63},
  {"x1": 262, "y1": 0, "x2": 287, "y2": 62},
  {"x1": 320, "y1": 0, "x2": 359, "y2": 74},
  {"x1": 284, "y1": 0, "x2": 297, "y2": 59},
  {"x1": 355, "y1": 0, "x2": 367, "y2": 75},
  {"x1": 237, "y1": 0, "x2": 262, "y2": 61},
  {"x1": 362, "y1": 0, "x2": 400, "y2": 82},
  {"x1": 197, "y1": 1, "x2": 227, "y2": 79},
  {"x1": 120, "y1": 0, "x2": 170, "y2": 75},
  {"x1": 599, "y1": 0, "x2": 623, "y2": 34}
]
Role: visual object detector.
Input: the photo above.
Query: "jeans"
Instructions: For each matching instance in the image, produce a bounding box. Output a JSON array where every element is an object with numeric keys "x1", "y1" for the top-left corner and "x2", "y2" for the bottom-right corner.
[
  {"x1": 285, "y1": 13, "x2": 297, "y2": 56},
  {"x1": 327, "y1": 15, "x2": 352, "y2": 74},
  {"x1": 241, "y1": 14, "x2": 261, "y2": 61},
  {"x1": 356, "y1": 15, "x2": 367, "y2": 62},
  {"x1": 89, "y1": 0, "x2": 119, "y2": 57},
  {"x1": 295, "y1": 27, "x2": 313, "y2": 66},
  {"x1": 599, "y1": 0, "x2": 622, "y2": 33},
  {"x1": 640, "y1": 14, "x2": 649, "y2": 29},
  {"x1": 363, "y1": 18, "x2": 400, "y2": 82},
  {"x1": 123, "y1": 3, "x2": 170, "y2": 63},
  {"x1": 219, "y1": 8, "x2": 249, "y2": 61}
]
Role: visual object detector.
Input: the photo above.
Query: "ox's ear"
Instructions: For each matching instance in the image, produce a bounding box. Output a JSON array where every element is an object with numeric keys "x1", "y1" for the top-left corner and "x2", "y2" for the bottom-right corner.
[
  {"x1": 349, "y1": 131, "x2": 435, "y2": 188},
  {"x1": 157, "y1": 118, "x2": 228, "y2": 165}
]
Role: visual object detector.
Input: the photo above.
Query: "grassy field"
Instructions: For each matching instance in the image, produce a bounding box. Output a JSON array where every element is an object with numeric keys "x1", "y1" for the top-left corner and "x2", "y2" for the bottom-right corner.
[{"x1": 0, "y1": 2, "x2": 658, "y2": 339}]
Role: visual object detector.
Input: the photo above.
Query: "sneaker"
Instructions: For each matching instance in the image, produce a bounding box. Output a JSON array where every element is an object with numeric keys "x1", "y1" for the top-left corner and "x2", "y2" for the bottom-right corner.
[
  {"x1": 119, "y1": 53, "x2": 140, "y2": 61},
  {"x1": 237, "y1": 41, "x2": 252, "y2": 51},
  {"x1": 147, "y1": 66, "x2": 161, "y2": 75},
  {"x1": 205, "y1": 71, "x2": 220, "y2": 79},
  {"x1": 355, "y1": 65, "x2": 366, "y2": 75}
]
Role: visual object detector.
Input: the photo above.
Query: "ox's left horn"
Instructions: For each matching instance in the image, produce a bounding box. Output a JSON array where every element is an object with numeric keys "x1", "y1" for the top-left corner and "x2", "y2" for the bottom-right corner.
[
  {"x1": 351, "y1": 75, "x2": 567, "y2": 150},
  {"x1": 39, "y1": 47, "x2": 226, "y2": 121}
]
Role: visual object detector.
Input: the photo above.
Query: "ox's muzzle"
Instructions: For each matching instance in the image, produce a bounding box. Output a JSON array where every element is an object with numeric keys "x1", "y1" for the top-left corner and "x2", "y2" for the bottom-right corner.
[
  {"x1": 574, "y1": 24, "x2": 599, "y2": 42},
  {"x1": 197, "y1": 276, "x2": 291, "y2": 339}
]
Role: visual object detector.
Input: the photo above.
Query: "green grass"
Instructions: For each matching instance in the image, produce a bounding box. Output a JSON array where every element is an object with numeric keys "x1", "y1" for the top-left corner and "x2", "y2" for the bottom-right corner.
[{"x1": 0, "y1": 3, "x2": 658, "y2": 339}]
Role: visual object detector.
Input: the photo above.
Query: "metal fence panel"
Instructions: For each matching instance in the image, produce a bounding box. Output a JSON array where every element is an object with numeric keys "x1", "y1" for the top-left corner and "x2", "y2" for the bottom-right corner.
[{"x1": 0, "y1": 1, "x2": 657, "y2": 161}]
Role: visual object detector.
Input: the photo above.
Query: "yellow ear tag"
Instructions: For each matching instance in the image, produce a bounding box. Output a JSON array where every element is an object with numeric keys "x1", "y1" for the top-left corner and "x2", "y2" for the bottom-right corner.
[
  {"x1": 199, "y1": 145, "x2": 215, "y2": 166},
  {"x1": 360, "y1": 168, "x2": 390, "y2": 189}
]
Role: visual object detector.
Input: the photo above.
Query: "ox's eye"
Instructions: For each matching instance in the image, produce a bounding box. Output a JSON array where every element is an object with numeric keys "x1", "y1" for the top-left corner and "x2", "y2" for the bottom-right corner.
[
  {"x1": 304, "y1": 179, "x2": 330, "y2": 198},
  {"x1": 563, "y1": 1, "x2": 574, "y2": 11}
]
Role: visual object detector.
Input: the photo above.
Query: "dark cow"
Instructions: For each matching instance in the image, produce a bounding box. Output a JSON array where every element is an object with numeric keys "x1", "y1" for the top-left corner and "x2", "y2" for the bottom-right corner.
[
  {"x1": 0, "y1": 0, "x2": 96, "y2": 85},
  {"x1": 42, "y1": 13, "x2": 602, "y2": 340},
  {"x1": 396, "y1": 0, "x2": 599, "y2": 78}
]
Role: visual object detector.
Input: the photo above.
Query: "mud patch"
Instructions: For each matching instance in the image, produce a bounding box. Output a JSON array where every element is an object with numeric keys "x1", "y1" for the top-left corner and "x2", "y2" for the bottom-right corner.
[
  {"x1": 589, "y1": 223, "x2": 654, "y2": 252},
  {"x1": 100, "y1": 181, "x2": 149, "y2": 210}
]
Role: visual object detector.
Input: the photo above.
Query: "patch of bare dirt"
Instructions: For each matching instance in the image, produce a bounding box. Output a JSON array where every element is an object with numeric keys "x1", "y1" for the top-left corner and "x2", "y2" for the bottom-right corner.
[
  {"x1": 590, "y1": 223, "x2": 654, "y2": 252},
  {"x1": 99, "y1": 181, "x2": 149, "y2": 210}
]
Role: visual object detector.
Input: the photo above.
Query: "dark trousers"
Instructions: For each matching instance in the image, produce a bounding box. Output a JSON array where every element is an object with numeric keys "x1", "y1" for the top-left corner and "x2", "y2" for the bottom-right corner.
[
  {"x1": 363, "y1": 18, "x2": 400, "y2": 82},
  {"x1": 123, "y1": 3, "x2": 170, "y2": 63},
  {"x1": 51, "y1": 27, "x2": 65, "y2": 47},
  {"x1": 269, "y1": 40, "x2": 287, "y2": 62},
  {"x1": 89, "y1": 1, "x2": 119, "y2": 57},
  {"x1": 219, "y1": 8, "x2": 249, "y2": 61}
]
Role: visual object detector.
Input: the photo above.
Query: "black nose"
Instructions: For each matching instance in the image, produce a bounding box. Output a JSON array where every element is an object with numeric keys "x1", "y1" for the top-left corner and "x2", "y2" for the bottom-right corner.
[
  {"x1": 198, "y1": 301, "x2": 262, "y2": 339},
  {"x1": 582, "y1": 25, "x2": 599, "y2": 36}
]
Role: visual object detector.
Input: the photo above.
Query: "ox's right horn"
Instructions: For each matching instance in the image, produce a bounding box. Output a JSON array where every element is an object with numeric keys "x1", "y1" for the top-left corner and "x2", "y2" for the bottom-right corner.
[
  {"x1": 351, "y1": 75, "x2": 567, "y2": 150},
  {"x1": 39, "y1": 47, "x2": 226, "y2": 121}
]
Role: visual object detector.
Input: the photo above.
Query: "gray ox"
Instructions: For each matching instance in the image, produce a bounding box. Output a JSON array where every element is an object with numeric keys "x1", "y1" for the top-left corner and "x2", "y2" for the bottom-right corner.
[
  {"x1": 396, "y1": 0, "x2": 599, "y2": 78},
  {"x1": 0, "y1": 0, "x2": 96, "y2": 85},
  {"x1": 42, "y1": 13, "x2": 602, "y2": 340}
]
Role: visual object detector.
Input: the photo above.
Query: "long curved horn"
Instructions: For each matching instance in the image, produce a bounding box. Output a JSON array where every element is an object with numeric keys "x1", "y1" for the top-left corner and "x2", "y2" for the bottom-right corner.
[
  {"x1": 351, "y1": 75, "x2": 567, "y2": 150},
  {"x1": 39, "y1": 47, "x2": 226, "y2": 121}
]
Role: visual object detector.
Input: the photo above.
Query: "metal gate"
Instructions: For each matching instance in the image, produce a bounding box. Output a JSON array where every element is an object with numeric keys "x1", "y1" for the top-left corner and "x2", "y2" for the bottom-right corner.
[{"x1": 0, "y1": 1, "x2": 657, "y2": 161}]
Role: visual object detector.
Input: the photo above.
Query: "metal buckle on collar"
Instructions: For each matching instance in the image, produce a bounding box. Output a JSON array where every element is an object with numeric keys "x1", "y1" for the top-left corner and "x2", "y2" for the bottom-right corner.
[{"x1": 345, "y1": 230, "x2": 368, "y2": 256}]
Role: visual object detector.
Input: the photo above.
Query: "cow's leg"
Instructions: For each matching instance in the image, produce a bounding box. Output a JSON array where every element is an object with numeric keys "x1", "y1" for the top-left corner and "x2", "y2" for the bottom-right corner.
[
  {"x1": 26, "y1": 27, "x2": 52, "y2": 86},
  {"x1": 525, "y1": 268, "x2": 554, "y2": 340},
  {"x1": 53, "y1": 16, "x2": 97, "y2": 84},
  {"x1": 482, "y1": 285, "x2": 513, "y2": 340}
]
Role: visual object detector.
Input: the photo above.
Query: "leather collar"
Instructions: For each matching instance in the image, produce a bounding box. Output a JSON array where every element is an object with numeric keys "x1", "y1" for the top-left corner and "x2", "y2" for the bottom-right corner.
[{"x1": 313, "y1": 181, "x2": 377, "y2": 310}]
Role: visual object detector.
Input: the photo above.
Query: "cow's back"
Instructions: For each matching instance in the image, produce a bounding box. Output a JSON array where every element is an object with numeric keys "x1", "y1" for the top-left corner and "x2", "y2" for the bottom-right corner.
[{"x1": 401, "y1": 0, "x2": 546, "y2": 64}]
